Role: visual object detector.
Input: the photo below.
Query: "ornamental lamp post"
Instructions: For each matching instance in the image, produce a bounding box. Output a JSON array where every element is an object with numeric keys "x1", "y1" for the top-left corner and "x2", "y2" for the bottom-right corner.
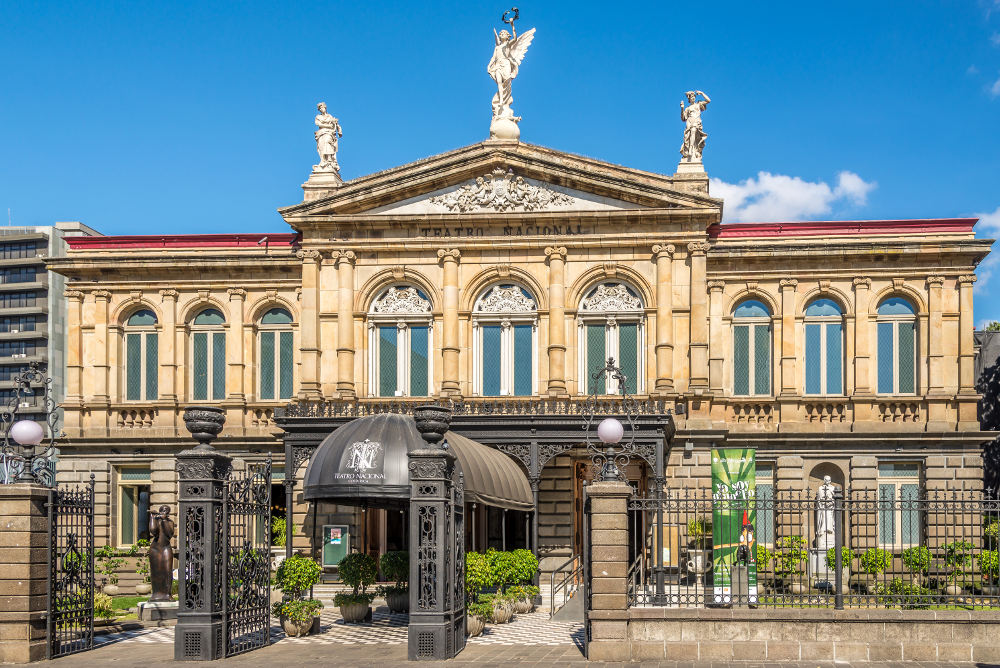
[
  {"x1": 596, "y1": 417, "x2": 625, "y2": 481},
  {"x1": 0, "y1": 361, "x2": 59, "y2": 486},
  {"x1": 583, "y1": 357, "x2": 638, "y2": 483}
]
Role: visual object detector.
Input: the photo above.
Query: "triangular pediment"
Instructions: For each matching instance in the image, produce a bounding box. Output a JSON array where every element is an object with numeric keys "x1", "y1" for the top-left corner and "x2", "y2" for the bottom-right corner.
[{"x1": 279, "y1": 141, "x2": 722, "y2": 223}]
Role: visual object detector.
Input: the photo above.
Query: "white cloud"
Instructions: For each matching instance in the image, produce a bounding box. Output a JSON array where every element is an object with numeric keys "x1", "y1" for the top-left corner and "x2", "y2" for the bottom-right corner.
[{"x1": 710, "y1": 171, "x2": 876, "y2": 223}]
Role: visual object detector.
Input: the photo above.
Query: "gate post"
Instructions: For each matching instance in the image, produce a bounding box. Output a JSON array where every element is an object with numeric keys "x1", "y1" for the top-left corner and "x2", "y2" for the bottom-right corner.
[
  {"x1": 408, "y1": 405, "x2": 464, "y2": 661},
  {"x1": 0, "y1": 484, "x2": 49, "y2": 663},
  {"x1": 586, "y1": 480, "x2": 632, "y2": 662},
  {"x1": 175, "y1": 407, "x2": 232, "y2": 661}
]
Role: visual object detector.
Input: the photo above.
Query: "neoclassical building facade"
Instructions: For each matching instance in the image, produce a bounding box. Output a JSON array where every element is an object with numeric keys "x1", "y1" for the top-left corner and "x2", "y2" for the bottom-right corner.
[{"x1": 48, "y1": 141, "x2": 992, "y2": 569}]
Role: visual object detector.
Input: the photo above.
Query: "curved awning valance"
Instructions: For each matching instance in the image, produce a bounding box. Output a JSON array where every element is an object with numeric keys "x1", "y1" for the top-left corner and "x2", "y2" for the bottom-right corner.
[{"x1": 302, "y1": 413, "x2": 532, "y2": 511}]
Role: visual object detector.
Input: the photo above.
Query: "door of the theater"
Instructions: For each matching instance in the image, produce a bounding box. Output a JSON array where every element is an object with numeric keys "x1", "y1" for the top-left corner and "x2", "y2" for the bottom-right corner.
[
  {"x1": 573, "y1": 460, "x2": 647, "y2": 556},
  {"x1": 362, "y1": 508, "x2": 408, "y2": 559}
]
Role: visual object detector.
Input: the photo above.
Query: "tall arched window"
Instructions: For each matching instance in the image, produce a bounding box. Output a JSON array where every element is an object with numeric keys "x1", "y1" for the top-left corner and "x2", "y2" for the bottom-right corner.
[
  {"x1": 804, "y1": 298, "x2": 843, "y2": 395},
  {"x1": 191, "y1": 308, "x2": 226, "y2": 401},
  {"x1": 472, "y1": 284, "x2": 537, "y2": 396},
  {"x1": 732, "y1": 299, "x2": 771, "y2": 396},
  {"x1": 578, "y1": 282, "x2": 644, "y2": 394},
  {"x1": 876, "y1": 297, "x2": 916, "y2": 395},
  {"x1": 367, "y1": 286, "x2": 432, "y2": 397},
  {"x1": 259, "y1": 307, "x2": 294, "y2": 401},
  {"x1": 124, "y1": 309, "x2": 157, "y2": 401}
]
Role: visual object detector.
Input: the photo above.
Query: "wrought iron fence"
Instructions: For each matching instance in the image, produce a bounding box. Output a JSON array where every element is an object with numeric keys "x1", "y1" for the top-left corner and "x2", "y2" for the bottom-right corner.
[{"x1": 627, "y1": 487, "x2": 1000, "y2": 610}]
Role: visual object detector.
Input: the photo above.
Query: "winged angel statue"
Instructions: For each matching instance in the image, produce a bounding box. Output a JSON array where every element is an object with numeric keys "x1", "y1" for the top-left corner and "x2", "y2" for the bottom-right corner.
[{"x1": 487, "y1": 9, "x2": 535, "y2": 139}]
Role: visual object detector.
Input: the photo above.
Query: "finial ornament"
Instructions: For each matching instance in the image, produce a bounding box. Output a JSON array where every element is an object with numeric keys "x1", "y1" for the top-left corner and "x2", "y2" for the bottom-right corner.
[
  {"x1": 487, "y1": 8, "x2": 536, "y2": 140},
  {"x1": 678, "y1": 90, "x2": 711, "y2": 173},
  {"x1": 312, "y1": 102, "x2": 343, "y2": 178}
]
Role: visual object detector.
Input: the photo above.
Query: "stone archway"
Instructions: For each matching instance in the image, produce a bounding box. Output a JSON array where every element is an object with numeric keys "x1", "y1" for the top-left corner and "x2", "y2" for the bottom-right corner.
[{"x1": 808, "y1": 461, "x2": 846, "y2": 490}]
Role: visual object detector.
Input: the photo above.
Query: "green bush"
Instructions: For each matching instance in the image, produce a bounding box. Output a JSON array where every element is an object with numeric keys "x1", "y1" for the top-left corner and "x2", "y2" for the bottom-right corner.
[
  {"x1": 485, "y1": 549, "x2": 519, "y2": 593},
  {"x1": 874, "y1": 577, "x2": 930, "y2": 609},
  {"x1": 506, "y1": 584, "x2": 539, "y2": 600},
  {"x1": 859, "y1": 548, "x2": 892, "y2": 576},
  {"x1": 465, "y1": 551, "x2": 493, "y2": 600},
  {"x1": 942, "y1": 540, "x2": 974, "y2": 582},
  {"x1": 774, "y1": 536, "x2": 808, "y2": 577},
  {"x1": 511, "y1": 549, "x2": 539, "y2": 584},
  {"x1": 755, "y1": 544, "x2": 773, "y2": 571},
  {"x1": 271, "y1": 517, "x2": 287, "y2": 548},
  {"x1": 901, "y1": 545, "x2": 931, "y2": 576},
  {"x1": 380, "y1": 551, "x2": 409, "y2": 587},
  {"x1": 467, "y1": 596, "x2": 494, "y2": 620},
  {"x1": 272, "y1": 598, "x2": 323, "y2": 623},
  {"x1": 93, "y1": 592, "x2": 115, "y2": 621},
  {"x1": 275, "y1": 554, "x2": 322, "y2": 599},
  {"x1": 333, "y1": 552, "x2": 377, "y2": 606},
  {"x1": 825, "y1": 546, "x2": 855, "y2": 571},
  {"x1": 134, "y1": 539, "x2": 151, "y2": 584},
  {"x1": 985, "y1": 520, "x2": 999, "y2": 547},
  {"x1": 687, "y1": 517, "x2": 712, "y2": 547},
  {"x1": 977, "y1": 549, "x2": 999, "y2": 582},
  {"x1": 96, "y1": 545, "x2": 128, "y2": 586}
]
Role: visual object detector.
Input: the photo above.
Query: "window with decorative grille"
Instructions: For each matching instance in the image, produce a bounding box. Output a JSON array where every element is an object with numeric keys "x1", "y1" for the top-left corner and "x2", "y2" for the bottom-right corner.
[
  {"x1": 191, "y1": 308, "x2": 226, "y2": 401},
  {"x1": 124, "y1": 309, "x2": 158, "y2": 402},
  {"x1": 876, "y1": 297, "x2": 916, "y2": 395},
  {"x1": 472, "y1": 284, "x2": 537, "y2": 396},
  {"x1": 732, "y1": 299, "x2": 771, "y2": 396}
]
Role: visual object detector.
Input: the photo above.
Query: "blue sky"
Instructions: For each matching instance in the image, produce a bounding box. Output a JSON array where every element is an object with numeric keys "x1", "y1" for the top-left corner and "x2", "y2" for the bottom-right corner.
[{"x1": 1, "y1": 1, "x2": 999, "y2": 320}]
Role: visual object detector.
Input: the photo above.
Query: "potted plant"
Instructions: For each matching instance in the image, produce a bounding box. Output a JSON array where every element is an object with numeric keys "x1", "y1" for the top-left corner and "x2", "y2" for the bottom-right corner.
[
  {"x1": 824, "y1": 546, "x2": 854, "y2": 593},
  {"x1": 977, "y1": 549, "x2": 999, "y2": 595},
  {"x1": 96, "y1": 545, "x2": 126, "y2": 596},
  {"x1": 510, "y1": 549, "x2": 539, "y2": 612},
  {"x1": 485, "y1": 549, "x2": 518, "y2": 622},
  {"x1": 93, "y1": 592, "x2": 116, "y2": 625},
  {"x1": 271, "y1": 516, "x2": 289, "y2": 571},
  {"x1": 377, "y1": 550, "x2": 409, "y2": 613},
  {"x1": 774, "y1": 536, "x2": 808, "y2": 594},
  {"x1": 465, "y1": 551, "x2": 494, "y2": 636},
  {"x1": 272, "y1": 553, "x2": 323, "y2": 636},
  {"x1": 941, "y1": 540, "x2": 974, "y2": 596},
  {"x1": 857, "y1": 547, "x2": 892, "y2": 594},
  {"x1": 901, "y1": 545, "x2": 931, "y2": 586},
  {"x1": 334, "y1": 553, "x2": 377, "y2": 623},
  {"x1": 134, "y1": 539, "x2": 152, "y2": 596}
]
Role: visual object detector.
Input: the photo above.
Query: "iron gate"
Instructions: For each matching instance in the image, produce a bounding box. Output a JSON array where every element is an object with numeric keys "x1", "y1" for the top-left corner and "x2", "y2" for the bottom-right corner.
[
  {"x1": 46, "y1": 475, "x2": 95, "y2": 659},
  {"x1": 223, "y1": 459, "x2": 272, "y2": 657}
]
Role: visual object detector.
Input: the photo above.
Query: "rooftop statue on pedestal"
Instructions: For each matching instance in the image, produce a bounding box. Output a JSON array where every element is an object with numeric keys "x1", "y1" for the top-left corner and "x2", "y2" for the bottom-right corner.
[
  {"x1": 678, "y1": 90, "x2": 711, "y2": 173},
  {"x1": 313, "y1": 102, "x2": 343, "y2": 176},
  {"x1": 487, "y1": 8, "x2": 535, "y2": 141}
]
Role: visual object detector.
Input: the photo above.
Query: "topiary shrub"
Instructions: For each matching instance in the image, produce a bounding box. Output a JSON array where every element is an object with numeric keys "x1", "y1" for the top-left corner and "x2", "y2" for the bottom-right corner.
[
  {"x1": 271, "y1": 517, "x2": 287, "y2": 548},
  {"x1": 465, "y1": 551, "x2": 493, "y2": 602},
  {"x1": 272, "y1": 598, "x2": 323, "y2": 623},
  {"x1": 511, "y1": 549, "x2": 539, "y2": 585},
  {"x1": 825, "y1": 547, "x2": 855, "y2": 571},
  {"x1": 377, "y1": 550, "x2": 409, "y2": 602},
  {"x1": 942, "y1": 540, "x2": 974, "y2": 583},
  {"x1": 774, "y1": 536, "x2": 808, "y2": 578},
  {"x1": 901, "y1": 545, "x2": 931, "y2": 577},
  {"x1": 860, "y1": 548, "x2": 892, "y2": 576},
  {"x1": 978, "y1": 549, "x2": 999, "y2": 584},
  {"x1": 485, "y1": 549, "x2": 519, "y2": 593},
  {"x1": 874, "y1": 577, "x2": 930, "y2": 609},
  {"x1": 275, "y1": 554, "x2": 322, "y2": 600},
  {"x1": 755, "y1": 544, "x2": 773, "y2": 572},
  {"x1": 334, "y1": 553, "x2": 377, "y2": 606}
]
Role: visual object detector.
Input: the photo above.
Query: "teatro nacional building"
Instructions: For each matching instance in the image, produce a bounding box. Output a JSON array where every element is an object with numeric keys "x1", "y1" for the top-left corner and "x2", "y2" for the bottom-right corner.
[{"x1": 48, "y1": 109, "x2": 991, "y2": 573}]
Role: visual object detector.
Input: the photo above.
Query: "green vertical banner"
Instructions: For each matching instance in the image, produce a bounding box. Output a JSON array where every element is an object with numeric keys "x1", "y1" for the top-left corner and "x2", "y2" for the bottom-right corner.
[{"x1": 711, "y1": 448, "x2": 758, "y2": 604}]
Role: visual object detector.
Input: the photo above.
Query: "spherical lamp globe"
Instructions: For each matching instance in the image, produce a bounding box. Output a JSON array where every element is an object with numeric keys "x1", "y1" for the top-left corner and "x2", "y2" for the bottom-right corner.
[
  {"x1": 597, "y1": 418, "x2": 624, "y2": 445},
  {"x1": 10, "y1": 420, "x2": 44, "y2": 446}
]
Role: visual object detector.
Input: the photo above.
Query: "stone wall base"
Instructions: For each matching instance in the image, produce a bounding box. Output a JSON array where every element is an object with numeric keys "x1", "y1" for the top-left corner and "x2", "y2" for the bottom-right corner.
[{"x1": 589, "y1": 608, "x2": 1000, "y2": 663}]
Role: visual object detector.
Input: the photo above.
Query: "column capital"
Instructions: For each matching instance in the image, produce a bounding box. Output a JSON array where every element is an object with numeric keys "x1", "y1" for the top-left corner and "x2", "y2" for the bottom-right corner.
[
  {"x1": 227, "y1": 287, "x2": 247, "y2": 300},
  {"x1": 687, "y1": 240, "x2": 711, "y2": 255},
  {"x1": 959, "y1": 274, "x2": 977, "y2": 285},
  {"x1": 852, "y1": 277, "x2": 871, "y2": 289},
  {"x1": 707, "y1": 280, "x2": 725, "y2": 291},
  {"x1": 296, "y1": 248, "x2": 322, "y2": 261},
  {"x1": 926, "y1": 276, "x2": 946, "y2": 286},
  {"x1": 436, "y1": 248, "x2": 461, "y2": 263},
  {"x1": 64, "y1": 289, "x2": 84, "y2": 301},
  {"x1": 544, "y1": 245, "x2": 567, "y2": 261},
  {"x1": 91, "y1": 289, "x2": 112, "y2": 301},
  {"x1": 779, "y1": 278, "x2": 798, "y2": 290},
  {"x1": 332, "y1": 249, "x2": 356, "y2": 265},
  {"x1": 652, "y1": 243, "x2": 675, "y2": 258},
  {"x1": 158, "y1": 288, "x2": 179, "y2": 301}
]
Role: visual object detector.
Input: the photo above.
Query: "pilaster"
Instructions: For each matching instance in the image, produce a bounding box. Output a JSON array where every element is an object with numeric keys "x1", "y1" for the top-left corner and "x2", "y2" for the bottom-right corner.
[
  {"x1": 544, "y1": 246, "x2": 569, "y2": 396},
  {"x1": 437, "y1": 249, "x2": 462, "y2": 398},
  {"x1": 158, "y1": 289, "x2": 179, "y2": 403},
  {"x1": 652, "y1": 244, "x2": 675, "y2": 394},
  {"x1": 778, "y1": 278, "x2": 798, "y2": 397},
  {"x1": 925, "y1": 277, "x2": 949, "y2": 430},
  {"x1": 63, "y1": 290, "x2": 84, "y2": 434},
  {"x1": 226, "y1": 288, "x2": 246, "y2": 401},
  {"x1": 707, "y1": 280, "x2": 725, "y2": 392},
  {"x1": 687, "y1": 242, "x2": 710, "y2": 390},
  {"x1": 90, "y1": 289, "x2": 112, "y2": 406},
  {"x1": 958, "y1": 275, "x2": 979, "y2": 429},
  {"x1": 297, "y1": 249, "x2": 324, "y2": 400},
  {"x1": 851, "y1": 278, "x2": 874, "y2": 423},
  {"x1": 334, "y1": 250, "x2": 356, "y2": 399}
]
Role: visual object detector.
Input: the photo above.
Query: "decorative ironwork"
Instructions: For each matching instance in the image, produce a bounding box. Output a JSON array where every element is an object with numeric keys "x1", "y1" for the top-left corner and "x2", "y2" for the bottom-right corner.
[
  {"x1": 183, "y1": 506, "x2": 206, "y2": 610},
  {"x1": 224, "y1": 459, "x2": 272, "y2": 657},
  {"x1": 583, "y1": 357, "x2": 640, "y2": 481},
  {"x1": 417, "y1": 505, "x2": 438, "y2": 609},
  {"x1": 47, "y1": 475, "x2": 95, "y2": 659},
  {"x1": 1, "y1": 360, "x2": 59, "y2": 485}
]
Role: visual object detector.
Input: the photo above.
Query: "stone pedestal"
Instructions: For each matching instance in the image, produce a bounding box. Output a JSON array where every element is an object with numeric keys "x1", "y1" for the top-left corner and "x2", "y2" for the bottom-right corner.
[
  {"x1": 675, "y1": 160, "x2": 705, "y2": 174},
  {"x1": 586, "y1": 480, "x2": 632, "y2": 662},
  {"x1": 301, "y1": 170, "x2": 344, "y2": 202},
  {"x1": 0, "y1": 484, "x2": 49, "y2": 664},
  {"x1": 139, "y1": 600, "x2": 179, "y2": 623}
]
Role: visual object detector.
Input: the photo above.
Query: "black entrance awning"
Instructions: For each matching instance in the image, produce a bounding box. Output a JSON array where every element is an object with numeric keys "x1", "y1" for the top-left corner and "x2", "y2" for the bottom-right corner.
[{"x1": 302, "y1": 413, "x2": 533, "y2": 511}]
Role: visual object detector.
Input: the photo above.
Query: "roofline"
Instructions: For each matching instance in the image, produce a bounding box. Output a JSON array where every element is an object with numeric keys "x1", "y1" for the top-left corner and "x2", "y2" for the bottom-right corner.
[
  {"x1": 708, "y1": 218, "x2": 978, "y2": 239},
  {"x1": 64, "y1": 233, "x2": 300, "y2": 250}
]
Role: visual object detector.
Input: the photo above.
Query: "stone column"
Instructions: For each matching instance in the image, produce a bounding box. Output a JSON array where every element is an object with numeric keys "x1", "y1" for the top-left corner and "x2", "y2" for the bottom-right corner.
[
  {"x1": 158, "y1": 289, "x2": 178, "y2": 403},
  {"x1": 175, "y1": 407, "x2": 232, "y2": 661},
  {"x1": 925, "y1": 277, "x2": 949, "y2": 430},
  {"x1": 0, "y1": 484, "x2": 49, "y2": 663},
  {"x1": 852, "y1": 278, "x2": 872, "y2": 394},
  {"x1": 586, "y1": 480, "x2": 631, "y2": 662},
  {"x1": 334, "y1": 250, "x2": 357, "y2": 399},
  {"x1": 437, "y1": 249, "x2": 462, "y2": 398},
  {"x1": 297, "y1": 249, "x2": 323, "y2": 400},
  {"x1": 958, "y1": 275, "x2": 979, "y2": 429},
  {"x1": 544, "y1": 246, "x2": 568, "y2": 396},
  {"x1": 687, "y1": 242, "x2": 710, "y2": 389},
  {"x1": 652, "y1": 244, "x2": 674, "y2": 394},
  {"x1": 63, "y1": 290, "x2": 84, "y2": 434},
  {"x1": 226, "y1": 288, "x2": 246, "y2": 401},
  {"x1": 779, "y1": 279, "x2": 798, "y2": 396},
  {"x1": 707, "y1": 280, "x2": 725, "y2": 392},
  {"x1": 91, "y1": 290, "x2": 111, "y2": 405}
]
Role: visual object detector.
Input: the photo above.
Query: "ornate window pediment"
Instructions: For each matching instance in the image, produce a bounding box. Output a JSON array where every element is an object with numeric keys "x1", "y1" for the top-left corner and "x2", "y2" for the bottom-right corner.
[
  {"x1": 580, "y1": 283, "x2": 643, "y2": 313},
  {"x1": 474, "y1": 285, "x2": 537, "y2": 314},
  {"x1": 370, "y1": 287, "x2": 432, "y2": 315},
  {"x1": 429, "y1": 168, "x2": 573, "y2": 213}
]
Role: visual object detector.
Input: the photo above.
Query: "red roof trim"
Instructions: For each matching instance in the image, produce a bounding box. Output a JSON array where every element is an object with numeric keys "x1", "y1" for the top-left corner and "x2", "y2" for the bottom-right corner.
[
  {"x1": 65, "y1": 233, "x2": 300, "y2": 250},
  {"x1": 708, "y1": 218, "x2": 978, "y2": 239}
]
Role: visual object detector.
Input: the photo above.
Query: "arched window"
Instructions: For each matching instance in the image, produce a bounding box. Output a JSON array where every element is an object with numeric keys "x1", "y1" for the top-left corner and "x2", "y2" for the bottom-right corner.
[
  {"x1": 472, "y1": 284, "x2": 537, "y2": 396},
  {"x1": 733, "y1": 299, "x2": 771, "y2": 396},
  {"x1": 367, "y1": 286, "x2": 432, "y2": 397},
  {"x1": 578, "y1": 282, "x2": 644, "y2": 394},
  {"x1": 124, "y1": 309, "x2": 157, "y2": 401},
  {"x1": 259, "y1": 307, "x2": 294, "y2": 401},
  {"x1": 191, "y1": 308, "x2": 226, "y2": 401},
  {"x1": 804, "y1": 298, "x2": 844, "y2": 395},
  {"x1": 876, "y1": 297, "x2": 916, "y2": 394}
]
